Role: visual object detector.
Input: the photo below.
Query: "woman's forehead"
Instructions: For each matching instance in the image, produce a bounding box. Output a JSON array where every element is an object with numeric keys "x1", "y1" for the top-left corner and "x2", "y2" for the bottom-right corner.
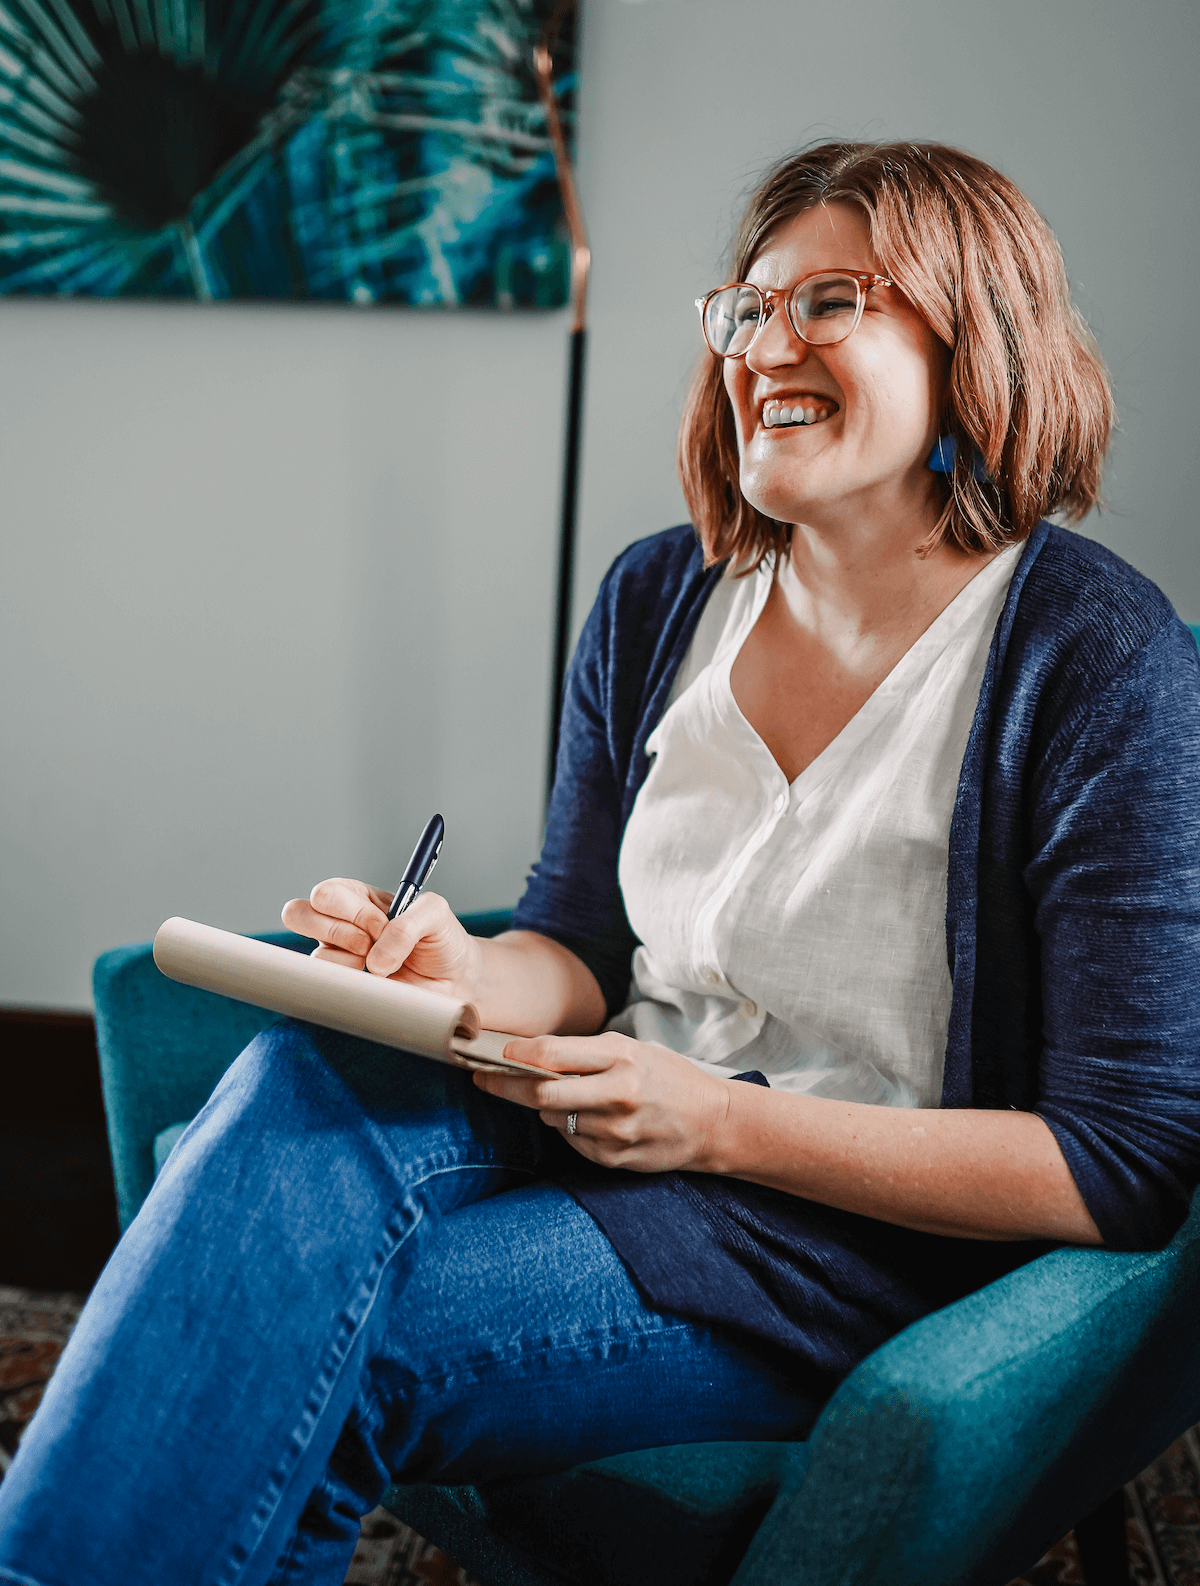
[{"x1": 747, "y1": 202, "x2": 876, "y2": 285}]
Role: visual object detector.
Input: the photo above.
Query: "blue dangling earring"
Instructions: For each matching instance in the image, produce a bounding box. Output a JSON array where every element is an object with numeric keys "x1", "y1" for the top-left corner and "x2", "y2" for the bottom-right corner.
[
  {"x1": 927, "y1": 436, "x2": 956, "y2": 473},
  {"x1": 928, "y1": 434, "x2": 990, "y2": 482}
]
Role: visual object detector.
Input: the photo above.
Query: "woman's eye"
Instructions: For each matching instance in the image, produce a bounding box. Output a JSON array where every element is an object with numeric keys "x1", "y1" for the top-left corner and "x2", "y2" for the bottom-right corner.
[{"x1": 810, "y1": 295, "x2": 855, "y2": 317}]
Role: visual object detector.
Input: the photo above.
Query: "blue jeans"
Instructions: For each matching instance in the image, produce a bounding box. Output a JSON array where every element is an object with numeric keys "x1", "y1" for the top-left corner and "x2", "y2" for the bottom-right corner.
[{"x1": 0, "y1": 1021, "x2": 817, "y2": 1586}]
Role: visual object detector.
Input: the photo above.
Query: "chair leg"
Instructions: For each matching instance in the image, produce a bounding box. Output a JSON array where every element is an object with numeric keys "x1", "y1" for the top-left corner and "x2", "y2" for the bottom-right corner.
[{"x1": 1074, "y1": 1487, "x2": 1129, "y2": 1586}]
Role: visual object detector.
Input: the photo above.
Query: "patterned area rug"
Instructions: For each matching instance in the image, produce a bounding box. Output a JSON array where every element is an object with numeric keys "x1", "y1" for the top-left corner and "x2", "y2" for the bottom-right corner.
[
  {"x1": 343, "y1": 1510, "x2": 481, "y2": 1586},
  {"x1": 2, "y1": 1284, "x2": 1196, "y2": 1585},
  {"x1": 0, "y1": 1287, "x2": 83, "y2": 1476},
  {"x1": 1006, "y1": 1435, "x2": 1200, "y2": 1586}
]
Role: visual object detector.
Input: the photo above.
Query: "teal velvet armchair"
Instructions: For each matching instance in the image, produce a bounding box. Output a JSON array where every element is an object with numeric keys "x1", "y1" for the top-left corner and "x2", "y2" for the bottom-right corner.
[{"x1": 93, "y1": 902, "x2": 1200, "y2": 1586}]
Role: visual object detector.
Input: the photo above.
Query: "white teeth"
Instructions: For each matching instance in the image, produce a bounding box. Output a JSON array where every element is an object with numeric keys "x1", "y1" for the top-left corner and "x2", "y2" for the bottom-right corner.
[{"x1": 763, "y1": 400, "x2": 836, "y2": 428}]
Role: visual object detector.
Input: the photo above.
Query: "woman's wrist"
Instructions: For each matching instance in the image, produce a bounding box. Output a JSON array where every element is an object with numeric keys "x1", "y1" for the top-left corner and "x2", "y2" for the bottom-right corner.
[
  {"x1": 692, "y1": 1074, "x2": 747, "y2": 1177},
  {"x1": 469, "y1": 931, "x2": 606, "y2": 1038}
]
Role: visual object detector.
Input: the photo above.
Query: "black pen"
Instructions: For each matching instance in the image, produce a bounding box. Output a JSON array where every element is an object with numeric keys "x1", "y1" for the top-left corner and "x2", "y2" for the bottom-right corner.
[{"x1": 387, "y1": 814, "x2": 445, "y2": 921}]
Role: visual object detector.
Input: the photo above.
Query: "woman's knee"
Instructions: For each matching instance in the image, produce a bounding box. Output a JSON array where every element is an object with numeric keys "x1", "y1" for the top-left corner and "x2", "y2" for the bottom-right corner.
[
  {"x1": 142, "y1": 1022, "x2": 420, "y2": 1239},
  {"x1": 152, "y1": 1020, "x2": 547, "y2": 1243},
  {"x1": 197, "y1": 1018, "x2": 476, "y2": 1144}
]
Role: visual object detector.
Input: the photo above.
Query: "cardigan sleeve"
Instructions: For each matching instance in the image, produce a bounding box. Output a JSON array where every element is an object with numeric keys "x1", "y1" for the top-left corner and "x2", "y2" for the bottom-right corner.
[
  {"x1": 511, "y1": 564, "x2": 641, "y2": 1019},
  {"x1": 1028, "y1": 619, "x2": 1200, "y2": 1249},
  {"x1": 510, "y1": 526, "x2": 718, "y2": 1020}
]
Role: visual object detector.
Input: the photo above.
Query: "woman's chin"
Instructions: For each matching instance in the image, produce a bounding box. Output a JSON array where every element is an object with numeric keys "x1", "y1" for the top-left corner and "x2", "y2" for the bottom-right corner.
[
  {"x1": 739, "y1": 481, "x2": 817, "y2": 525},
  {"x1": 738, "y1": 459, "x2": 843, "y2": 526},
  {"x1": 739, "y1": 467, "x2": 933, "y2": 531}
]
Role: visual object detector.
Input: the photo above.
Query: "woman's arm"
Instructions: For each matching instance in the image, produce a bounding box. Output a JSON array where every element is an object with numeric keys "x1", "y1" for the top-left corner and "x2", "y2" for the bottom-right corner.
[
  {"x1": 709, "y1": 1079, "x2": 1103, "y2": 1243},
  {"x1": 473, "y1": 1032, "x2": 1102, "y2": 1245}
]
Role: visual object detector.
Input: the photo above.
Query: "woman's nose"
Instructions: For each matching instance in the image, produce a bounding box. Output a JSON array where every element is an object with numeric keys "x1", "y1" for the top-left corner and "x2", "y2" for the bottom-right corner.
[{"x1": 745, "y1": 300, "x2": 810, "y2": 375}]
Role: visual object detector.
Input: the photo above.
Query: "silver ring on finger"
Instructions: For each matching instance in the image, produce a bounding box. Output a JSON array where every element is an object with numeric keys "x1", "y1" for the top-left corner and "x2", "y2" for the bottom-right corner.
[{"x1": 566, "y1": 1112, "x2": 578, "y2": 1136}]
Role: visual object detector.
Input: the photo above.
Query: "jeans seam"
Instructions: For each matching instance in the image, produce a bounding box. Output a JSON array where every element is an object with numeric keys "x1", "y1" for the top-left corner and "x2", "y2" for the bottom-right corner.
[
  {"x1": 219, "y1": 1157, "x2": 537, "y2": 1586},
  {"x1": 379, "y1": 1160, "x2": 538, "y2": 1257},
  {"x1": 388, "y1": 1316, "x2": 704, "y2": 1401},
  {"x1": 261, "y1": 1484, "x2": 313, "y2": 1586},
  {"x1": 363, "y1": 1123, "x2": 538, "y2": 1199}
]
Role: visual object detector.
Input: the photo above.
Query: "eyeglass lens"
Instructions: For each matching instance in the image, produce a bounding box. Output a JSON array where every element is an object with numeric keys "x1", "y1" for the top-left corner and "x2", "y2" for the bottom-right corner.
[{"x1": 702, "y1": 273, "x2": 863, "y2": 356}]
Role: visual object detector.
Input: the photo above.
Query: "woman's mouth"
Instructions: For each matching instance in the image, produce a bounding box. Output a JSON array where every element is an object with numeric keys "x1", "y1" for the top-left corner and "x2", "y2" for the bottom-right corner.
[{"x1": 761, "y1": 396, "x2": 838, "y2": 429}]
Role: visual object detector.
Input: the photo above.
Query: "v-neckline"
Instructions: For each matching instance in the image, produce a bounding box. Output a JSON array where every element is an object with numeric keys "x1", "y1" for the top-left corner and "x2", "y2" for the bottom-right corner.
[{"x1": 715, "y1": 544, "x2": 1022, "y2": 795}]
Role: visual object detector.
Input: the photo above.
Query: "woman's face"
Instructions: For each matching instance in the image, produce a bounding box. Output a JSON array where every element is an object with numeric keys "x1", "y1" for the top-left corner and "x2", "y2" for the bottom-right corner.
[{"x1": 722, "y1": 202, "x2": 948, "y2": 532}]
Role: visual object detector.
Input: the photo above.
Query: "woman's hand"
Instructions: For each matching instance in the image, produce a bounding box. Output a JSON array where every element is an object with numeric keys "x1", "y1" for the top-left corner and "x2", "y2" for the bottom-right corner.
[
  {"x1": 281, "y1": 882, "x2": 482, "y2": 1003},
  {"x1": 473, "y1": 1032, "x2": 733, "y2": 1174},
  {"x1": 281, "y1": 882, "x2": 606, "y2": 1036},
  {"x1": 477, "y1": 1029, "x2": 1103, "y2": 1244}
]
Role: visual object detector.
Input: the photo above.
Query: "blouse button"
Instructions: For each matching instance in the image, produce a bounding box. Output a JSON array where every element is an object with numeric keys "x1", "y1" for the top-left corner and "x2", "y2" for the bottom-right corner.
[
  {"x1": 774, "y1": 791, "x2": 787, "y2": 813},
  {"x1": 742, "y1": 999, "x2": 758, "y2": 1018},
  {"x1": 705, "y1": 967, "x2": 722, "y2": 986}
]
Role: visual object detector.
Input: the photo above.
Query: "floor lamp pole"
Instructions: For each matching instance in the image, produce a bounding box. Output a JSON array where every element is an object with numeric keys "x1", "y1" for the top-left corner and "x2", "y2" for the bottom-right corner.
[
  {"x1": 548, "y1": 322, "x2": 587, "y2": 807},
  {"x1": 535, "y1": 0, "x2": 589, "y2": 812}
]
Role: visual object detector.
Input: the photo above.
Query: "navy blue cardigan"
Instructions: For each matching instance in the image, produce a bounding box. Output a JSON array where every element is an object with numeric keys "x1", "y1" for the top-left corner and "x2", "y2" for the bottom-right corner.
[{"x1": 513, "y1": 521, "x2": 1200, "y2": 1379}]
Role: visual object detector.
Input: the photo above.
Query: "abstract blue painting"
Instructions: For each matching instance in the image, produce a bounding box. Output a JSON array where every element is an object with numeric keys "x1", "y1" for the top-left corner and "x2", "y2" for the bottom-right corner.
[{"x1": 0, "y1": 0, "x2": 574, "y2": 304}]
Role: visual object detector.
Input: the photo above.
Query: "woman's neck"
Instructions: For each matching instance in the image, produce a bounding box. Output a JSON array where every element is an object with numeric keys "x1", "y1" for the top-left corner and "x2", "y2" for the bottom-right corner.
[
  {"x1": 778, "y1": 510, "x2": 995, "y2": 657},
  {"x1": 730, "y1": 511, "x2": 1001, "y2": 784}
]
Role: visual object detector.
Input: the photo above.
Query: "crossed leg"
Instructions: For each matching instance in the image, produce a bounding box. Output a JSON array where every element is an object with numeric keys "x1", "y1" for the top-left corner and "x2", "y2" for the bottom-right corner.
[{"x1": 0, "y1": 1020, "x2": 815, "y2": 1586}]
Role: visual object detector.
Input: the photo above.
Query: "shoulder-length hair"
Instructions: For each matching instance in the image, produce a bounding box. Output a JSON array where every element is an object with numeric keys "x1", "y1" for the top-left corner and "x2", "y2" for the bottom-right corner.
[{"x1": 678, "y1": 141, "x2": 1116, "y2": 568}]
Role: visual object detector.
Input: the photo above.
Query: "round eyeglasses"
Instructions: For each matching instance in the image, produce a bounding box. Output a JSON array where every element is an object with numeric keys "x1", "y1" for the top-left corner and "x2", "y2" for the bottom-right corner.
[{"x1": 695, "y1": 271, "x2": 893, "y2": 358}]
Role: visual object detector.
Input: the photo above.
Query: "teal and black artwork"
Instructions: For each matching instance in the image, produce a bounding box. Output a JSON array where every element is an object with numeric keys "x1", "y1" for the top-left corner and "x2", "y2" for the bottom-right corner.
[{"x1": 0, "y1": 0, "x2": 574, "y2": 304}]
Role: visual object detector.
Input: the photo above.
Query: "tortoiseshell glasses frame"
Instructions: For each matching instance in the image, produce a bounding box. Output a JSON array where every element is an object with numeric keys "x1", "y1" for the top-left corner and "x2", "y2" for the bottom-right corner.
[{"x1": 695, "y1": 271, "x2": 893, "y2": 358}]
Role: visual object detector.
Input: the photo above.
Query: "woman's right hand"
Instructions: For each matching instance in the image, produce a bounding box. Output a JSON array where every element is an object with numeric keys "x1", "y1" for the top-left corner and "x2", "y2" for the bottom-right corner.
[{"x1": 281, "y1": 881, "x2": 482, "y2": 1004}]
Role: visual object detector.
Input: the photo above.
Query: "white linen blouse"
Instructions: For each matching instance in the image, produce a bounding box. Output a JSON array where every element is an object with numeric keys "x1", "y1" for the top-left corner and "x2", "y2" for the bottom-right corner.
[{"x1": 608, "y1": 542, "x2": 1022, "y2": 1109}]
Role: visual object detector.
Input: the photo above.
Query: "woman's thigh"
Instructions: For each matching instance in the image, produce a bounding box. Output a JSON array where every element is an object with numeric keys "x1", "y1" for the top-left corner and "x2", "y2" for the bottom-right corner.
[{"x1": 339, "y1": 1180, "x2": 820, "y2": 1492}]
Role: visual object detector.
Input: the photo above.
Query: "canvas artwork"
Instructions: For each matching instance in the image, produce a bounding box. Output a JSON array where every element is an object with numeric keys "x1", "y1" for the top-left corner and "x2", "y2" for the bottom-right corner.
[{"x1": 0, "y1": 0, "x2": 575, "y2": 304}]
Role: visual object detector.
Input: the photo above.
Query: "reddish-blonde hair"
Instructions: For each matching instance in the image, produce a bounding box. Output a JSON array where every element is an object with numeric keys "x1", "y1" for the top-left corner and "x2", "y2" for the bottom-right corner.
[{"x1": 678, "y1": 141, "x2": 1116, "y2": 567}]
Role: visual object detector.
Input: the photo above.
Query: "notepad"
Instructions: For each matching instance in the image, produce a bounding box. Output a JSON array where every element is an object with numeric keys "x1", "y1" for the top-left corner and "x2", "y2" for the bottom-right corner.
[{"x1": 152, "y1": 917, "x2": 554, "y2": 1078}]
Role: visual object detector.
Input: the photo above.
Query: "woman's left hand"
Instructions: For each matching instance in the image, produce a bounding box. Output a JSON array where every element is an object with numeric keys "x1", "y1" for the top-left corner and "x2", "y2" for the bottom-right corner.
[
  {"x1": 472, "y1": 1032, "x2": 732, "y2": 1173},
  {"x1": 474, "y1": 1033, "x2": 1105, "y2": 1244}
]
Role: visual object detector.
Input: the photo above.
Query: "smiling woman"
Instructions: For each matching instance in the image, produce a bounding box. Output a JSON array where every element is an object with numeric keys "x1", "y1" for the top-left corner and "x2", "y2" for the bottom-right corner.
[
  {"x1": 1, "y1": 140, "x2": 1198, "y2": 1586},
  {"x1": 719, "y1": 207, "x2": 949, "y2": 552},
  {"x1": 680, "y1": 143, "x2": 1114, "y2": 568}
]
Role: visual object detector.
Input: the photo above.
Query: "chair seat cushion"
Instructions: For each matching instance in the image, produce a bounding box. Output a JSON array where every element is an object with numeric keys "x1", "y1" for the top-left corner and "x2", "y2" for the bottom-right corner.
[
  {"x1": 385, "y1": 1440, "x2": 811, "y2": 1586},
  {"x1": 154, "y1": 1123, "x2": 189, "y2": 1172}
]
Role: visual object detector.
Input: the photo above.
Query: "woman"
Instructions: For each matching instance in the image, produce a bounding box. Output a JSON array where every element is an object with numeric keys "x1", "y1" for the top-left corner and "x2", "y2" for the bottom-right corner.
[{"x1": 2, "y1": 141, "x2": 1197, "y2": 1586}]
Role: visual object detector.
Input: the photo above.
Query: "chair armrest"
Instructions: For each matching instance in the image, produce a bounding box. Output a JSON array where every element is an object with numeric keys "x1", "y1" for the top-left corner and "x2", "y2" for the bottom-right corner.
[
  {"x1": 94, "y1": 932, "x2": 309, "y2": 1230},
  {"x1": 733, "y1": 1195, "x2": 1200, "y2": 1586},
  {"x1": 94, "y1": 911, "x2": 515, "y2": 1231}
]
